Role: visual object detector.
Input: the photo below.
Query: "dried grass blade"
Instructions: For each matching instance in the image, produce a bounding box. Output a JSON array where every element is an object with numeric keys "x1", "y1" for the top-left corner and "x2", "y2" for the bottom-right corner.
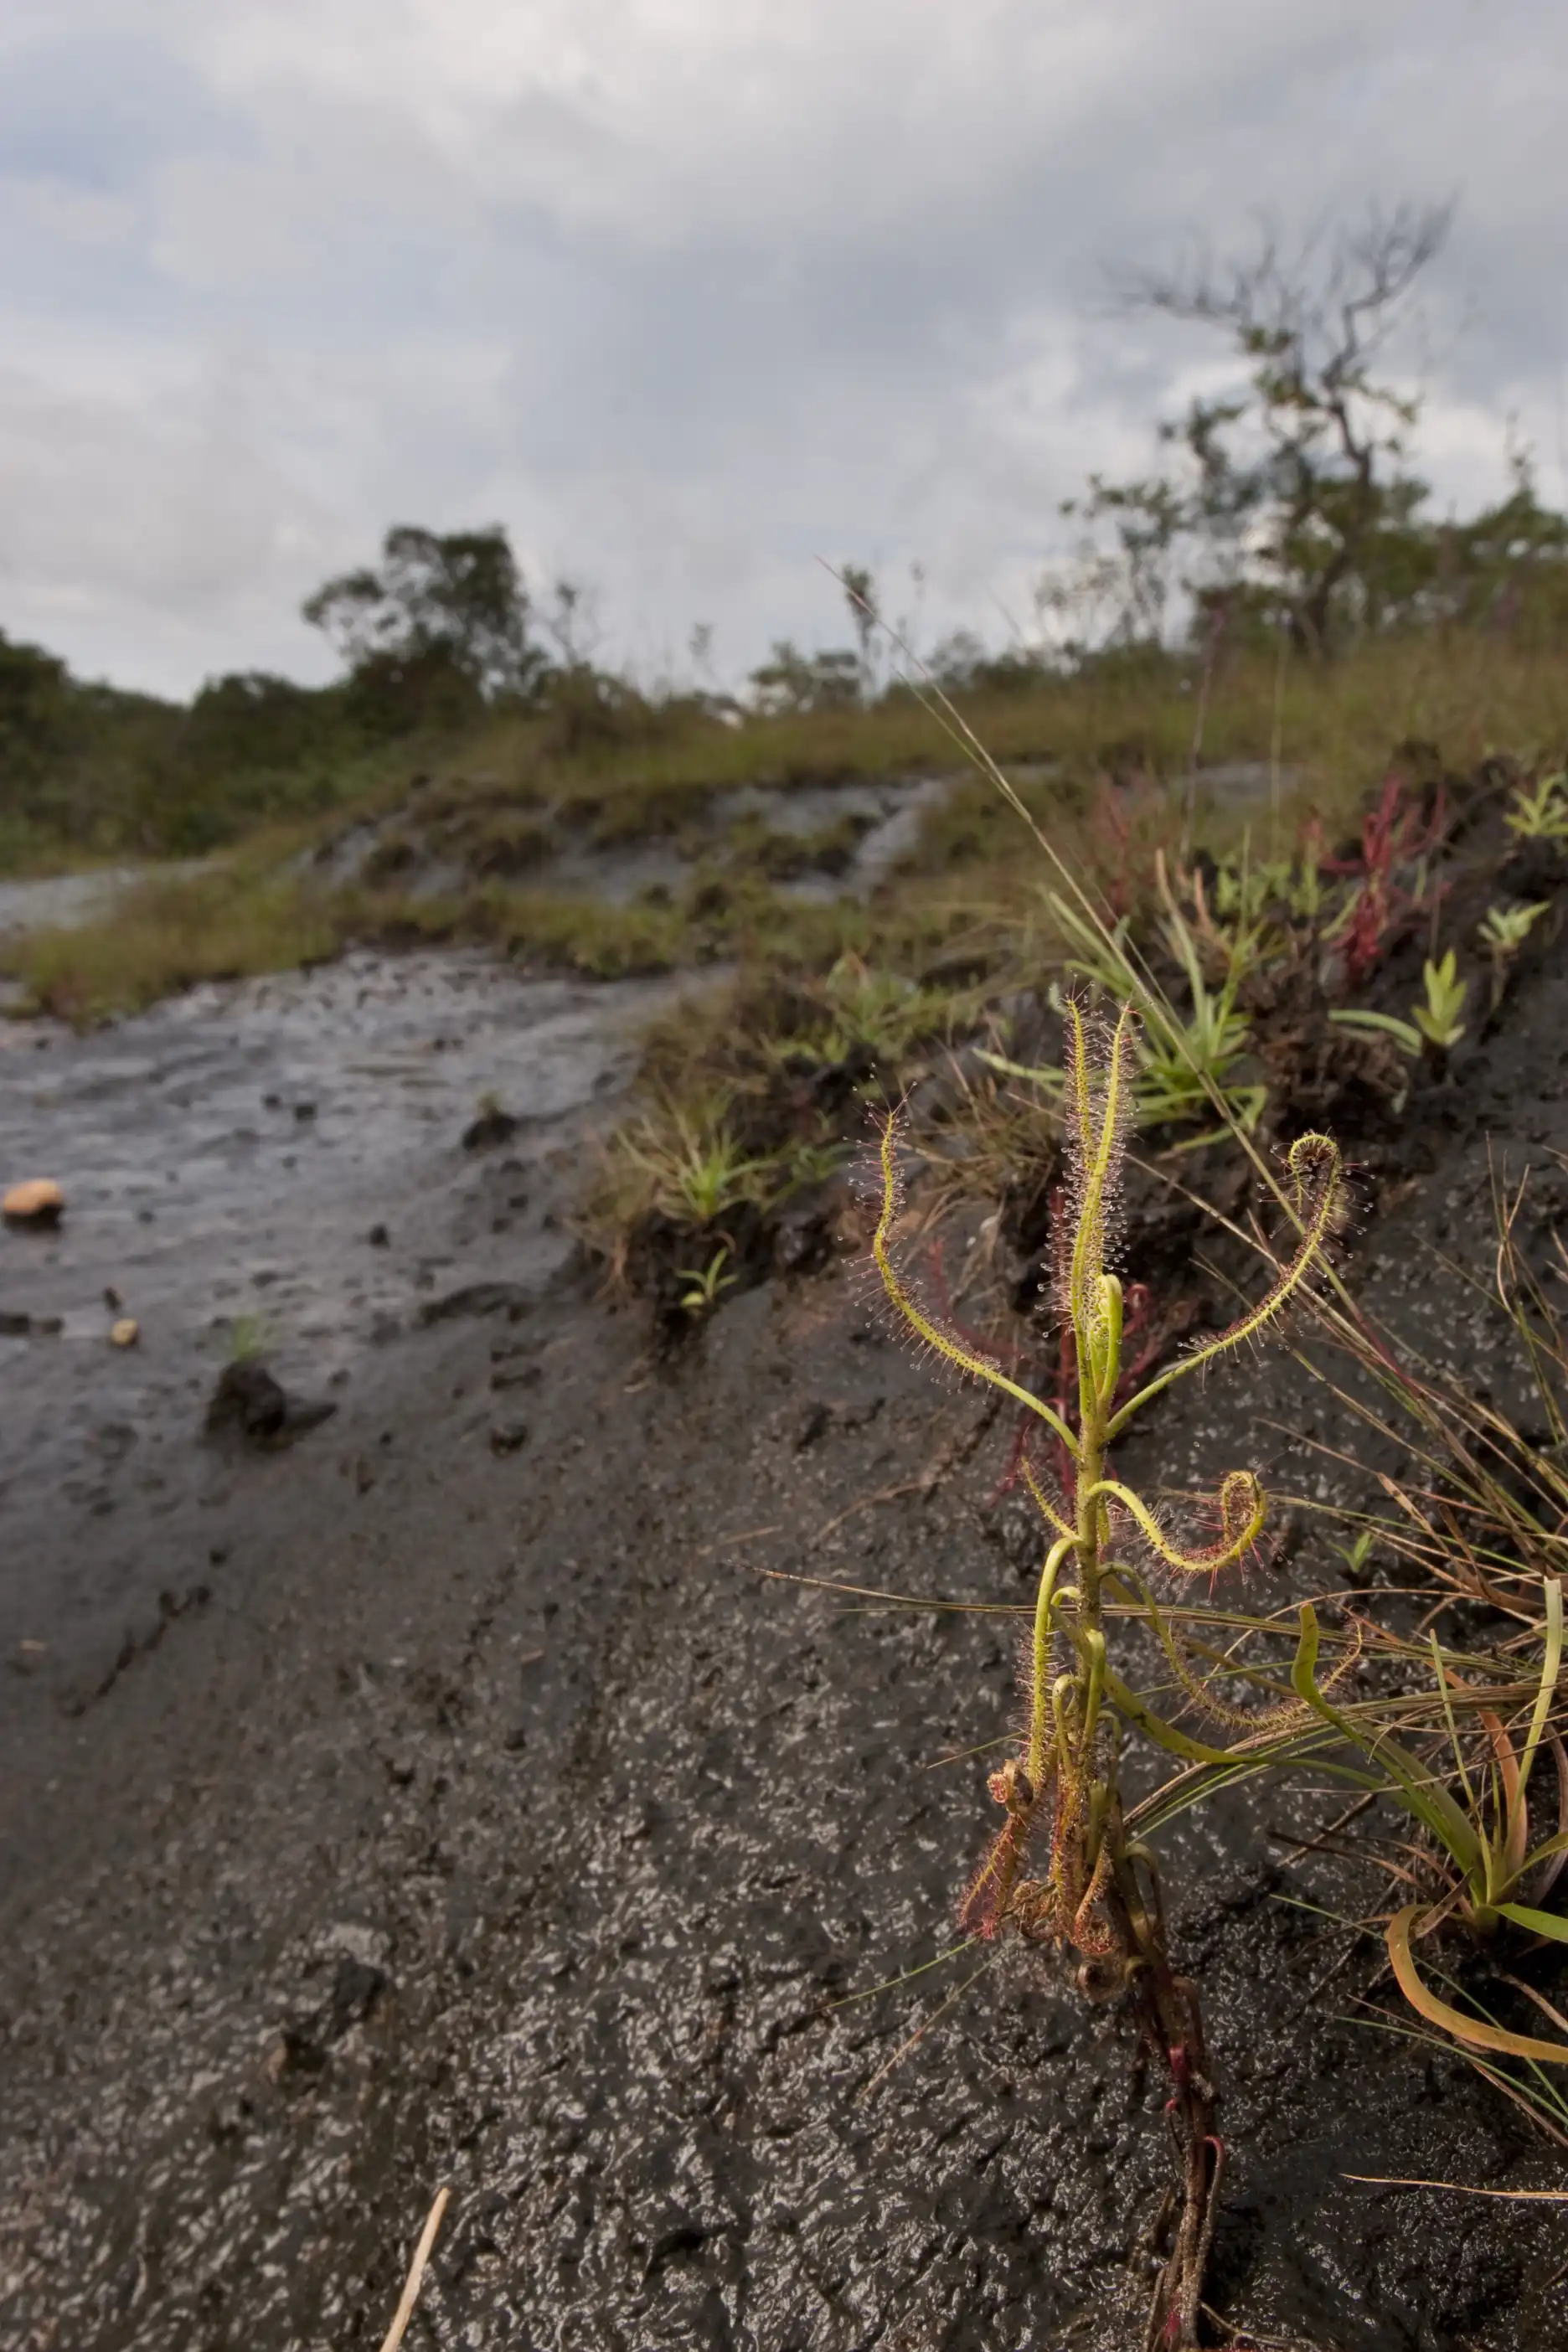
[
  {"x1": 377, "y1": 2185, "x2": 451, "y2": 2352},
  {"x1": 1386, "y1": 1906, "x2": 1568, "y2": 2064}
]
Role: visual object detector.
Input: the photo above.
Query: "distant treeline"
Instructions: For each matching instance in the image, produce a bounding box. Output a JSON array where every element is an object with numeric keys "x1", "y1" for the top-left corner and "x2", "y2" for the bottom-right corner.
[{"x1": 8, "y1": 206, "x2": 1568, "y2": 864}]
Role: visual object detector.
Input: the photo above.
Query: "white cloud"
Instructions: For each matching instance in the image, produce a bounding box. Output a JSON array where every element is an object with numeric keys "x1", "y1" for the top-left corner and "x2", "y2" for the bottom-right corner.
[{"x1": 0, "y1": 0, "x2": 1565, "y2": 694}]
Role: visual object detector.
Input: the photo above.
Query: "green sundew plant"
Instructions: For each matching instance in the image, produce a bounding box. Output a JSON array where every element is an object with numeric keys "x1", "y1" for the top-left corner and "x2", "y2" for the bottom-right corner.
[
  {"x1": 988, "y1": 890, "x2": 1266, "y2": 1137},
  {"x1": 1504, "y1": 770, "x2": 1568, "y2": 841},
  {"x1": 1194, "y1": 838, "x2": 1322, "y2": 962},
  {"x1": 676, "y1": 1244, "x2": 736, "y2": 1317},
  {"x1": 1138, "y1": 901, "x2": 1267, "y2": 1133},
  {"x1": 873, "y1": 999, "x2": 1344, "y2": 2348},
  {"x1": 617, "y1": 1099, "x2": 770, "y2": 1226},
  {"x1": 1478, "y1": 899, "x2": 1550, "y2": 1006},
  {"x1": 1478, "y1": 899, "x2": 1550, "y2": 957},
  {"x1": 1329, "y1": 949, "x2": 1469, "y2": 1058},
  {"x1": 808, "y1": 950, "x2": 966, "y2": 1065}
]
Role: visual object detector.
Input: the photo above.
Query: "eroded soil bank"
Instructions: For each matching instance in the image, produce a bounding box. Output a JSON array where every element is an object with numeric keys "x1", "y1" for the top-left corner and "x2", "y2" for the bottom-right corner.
[{"x1": 2, "y1": 937, "x2": 1566, "y2": 2351}]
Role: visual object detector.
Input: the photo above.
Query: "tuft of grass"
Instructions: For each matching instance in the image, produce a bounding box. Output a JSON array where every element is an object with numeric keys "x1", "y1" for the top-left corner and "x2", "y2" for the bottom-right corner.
[{"x1": 7, "y1": 869, "x2": 343, "y2": 1024}]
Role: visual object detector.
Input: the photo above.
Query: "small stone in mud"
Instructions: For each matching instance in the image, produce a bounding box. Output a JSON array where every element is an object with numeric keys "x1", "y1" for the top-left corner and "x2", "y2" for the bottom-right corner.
[
  {"x1": 367, "y1": 1222, "x2": 389, "y2": 1246},
  {"x1": 205, "y1": 1362, "x2": 338, "y2": 1447},
  {"x1": 462, "y1": 1105, "x2": 520, "y2": 1151},
  {"x1": 489, "y1": 1419, "x2": 529, "y2": 1456},
  {"x1": 109, "y1": 1318, "x2": 139, "y2": 1349},
  {"x1": 490, "y1": 1362, "x2": 542, "y2": 1393},
  {"x1": 207, "y1": 1362, "x2": 289, "y2": 1441},
  {"x1": 0, "y1": 1311, "x2": 29, "y2": 1337},
  {"x1": 293, "y1": 1101, "x2": 317, "y2": 1122},
  {"x1": 3, "y1": 1179, "x2": 64, "y2": 1229}
]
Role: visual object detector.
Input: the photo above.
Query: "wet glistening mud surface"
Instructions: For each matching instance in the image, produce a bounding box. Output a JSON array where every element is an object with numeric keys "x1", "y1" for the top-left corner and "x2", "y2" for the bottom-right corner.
[{"x1": 3, "y1": 933, "x2": 1566, "y2": 2350}]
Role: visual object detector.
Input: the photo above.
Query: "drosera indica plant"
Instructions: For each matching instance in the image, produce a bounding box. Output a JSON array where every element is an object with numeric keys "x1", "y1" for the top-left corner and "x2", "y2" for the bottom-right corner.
[{"x1": 871, "y1": 998, "x2": 1346, "y2": 2349}]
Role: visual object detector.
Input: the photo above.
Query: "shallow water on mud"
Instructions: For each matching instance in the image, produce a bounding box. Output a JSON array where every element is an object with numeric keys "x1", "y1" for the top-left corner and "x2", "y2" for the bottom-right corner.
[
  {"x1": 0, "y1": 949, "x2": 673, "y2": 1664},
  {"x1": 3, "y1": 951, "x2": 649, "y2": 1350}
]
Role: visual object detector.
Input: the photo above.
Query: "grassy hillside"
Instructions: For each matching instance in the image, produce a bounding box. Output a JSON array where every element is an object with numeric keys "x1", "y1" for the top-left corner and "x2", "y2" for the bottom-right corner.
[{"x1": 6, "y1": 621, "x2": 1568, "y2": 1022}]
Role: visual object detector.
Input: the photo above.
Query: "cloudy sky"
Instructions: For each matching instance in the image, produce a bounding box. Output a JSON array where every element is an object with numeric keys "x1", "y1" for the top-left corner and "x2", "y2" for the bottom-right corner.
[{"x1": 1, "y1": 0, "x2": 1564, "y2": 699}]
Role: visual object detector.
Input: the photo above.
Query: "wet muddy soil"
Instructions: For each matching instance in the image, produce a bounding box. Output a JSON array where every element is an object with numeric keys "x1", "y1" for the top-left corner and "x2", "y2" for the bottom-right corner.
[{"x1": 3, "y1": 930, "x2": 1567, "y2": 2350}]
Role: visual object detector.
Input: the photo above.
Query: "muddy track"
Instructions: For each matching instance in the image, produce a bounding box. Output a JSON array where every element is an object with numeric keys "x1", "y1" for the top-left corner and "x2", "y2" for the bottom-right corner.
[{"x1": 3, "y1": 938, "x2": 1567, "y2": 2350}]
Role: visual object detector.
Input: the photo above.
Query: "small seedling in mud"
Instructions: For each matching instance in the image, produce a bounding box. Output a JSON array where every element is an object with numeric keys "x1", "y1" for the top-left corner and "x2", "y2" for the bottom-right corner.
[
  {"x1": 1478, "y1": 899, "x2": 1549, "y2": 1007},
  {"x1": 1329, "y1": 949, "x2": 1468, "y2": 1059},
  {"x1": 1504, "y1": 770, "x2": 1568, "y2": 842},
  {"x1": 1411, "y1": 949, "x2": 1468, "y2": 1050},
  {"x1": 227, "y1": 1311, "x2": 270, "y2": 1362},
  {"x1": 676, "y1": 1244, "x2": 736, "y2": 1317},
  {"x1": 873, "y1": 1002, "x2": 1344, "y2": 2347},
  {"x1": 1330, "y1": 1525, "x2": 1378, "y2": 1584}
]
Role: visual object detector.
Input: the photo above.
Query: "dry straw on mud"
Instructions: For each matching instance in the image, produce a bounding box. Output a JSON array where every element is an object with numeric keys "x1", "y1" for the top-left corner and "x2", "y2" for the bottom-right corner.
[{"x1": 375, "y1": 2185, "x2": 450, "y2": 2352}]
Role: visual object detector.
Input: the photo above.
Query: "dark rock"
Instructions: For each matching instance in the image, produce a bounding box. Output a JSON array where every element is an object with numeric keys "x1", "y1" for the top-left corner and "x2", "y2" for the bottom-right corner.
[
  {"x1": 206, "y1": 1362, "x2": 288, "y2": 1442},
  {"x1": 774, "y1": 1205, "x2": 833, "y2": 1277},
  {"x1": 367, "y1": 1223, "x2": 389, "y2": 1247},
  {"x1": 489, "y1": 1420, "x2": 529, "y2": 1456},
  {"x1": 205, "y1": 1362, "x2": 338, "y2": 1447},
  {"x1": 268, "y1": 2026, "x2": 327, "y2": 2082},
  {"x1": 462, "y1": 1106, "x2": 521, "y2": 1152},
  {"x1": 418, "y1": 1282, "x2": 532, "y2": 1326},
  {"x1": 293, "y1": 1102, "x2": 317, "y2": 1123},
  {"x1": 324, "y1": 1957, "x2": 386, "y2": 2035},
  {"x1": 0, "y1": 1310, "x2": 29, "y2": 1337},
  {"x1": 490, "y1": 1362, "x2": 542, "y2": 1393}
]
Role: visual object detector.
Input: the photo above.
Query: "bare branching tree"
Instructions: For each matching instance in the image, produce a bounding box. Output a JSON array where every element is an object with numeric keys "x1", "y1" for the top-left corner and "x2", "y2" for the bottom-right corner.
[{"x1": 1081, "y1": 201, "x2": 1457, "y2": 654}]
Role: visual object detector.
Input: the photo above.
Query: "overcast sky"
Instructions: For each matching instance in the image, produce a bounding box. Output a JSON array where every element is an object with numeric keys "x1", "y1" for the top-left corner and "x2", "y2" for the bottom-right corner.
[{"x1": 1, "y1": 0, "x2": 1564, "y2": 699}]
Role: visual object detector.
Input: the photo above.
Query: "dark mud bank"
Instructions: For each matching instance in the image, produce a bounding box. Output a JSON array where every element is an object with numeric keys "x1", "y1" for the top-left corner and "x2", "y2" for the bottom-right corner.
[{"x1": 3, "y1": 948, "x2": 1567, "y2": 2350}]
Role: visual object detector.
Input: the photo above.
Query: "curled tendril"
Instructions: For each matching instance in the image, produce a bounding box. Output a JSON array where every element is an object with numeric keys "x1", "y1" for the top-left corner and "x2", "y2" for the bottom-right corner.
[
  {"x1": 1106, "y1": 1131, "x2": 1344, "y2": 1442},
  {"x1": 961, "y1": 1756, "x2": 1046, "y2": 1940},
  {"x1": 1090, "y1": 1467, "x2": 1267, "y2": 1578},
  {"x1": 871, "y1": 1110, "x2": 1079, "y2": 1459}
]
